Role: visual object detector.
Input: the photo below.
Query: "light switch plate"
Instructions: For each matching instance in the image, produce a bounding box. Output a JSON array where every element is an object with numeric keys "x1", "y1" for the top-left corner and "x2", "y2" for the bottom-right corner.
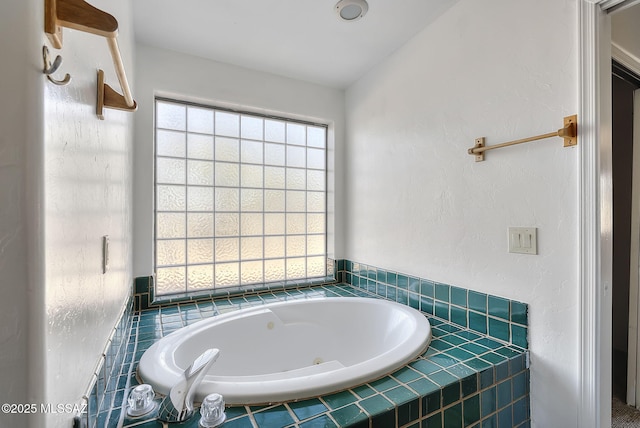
[
  {"x1": 508, "y1": 227, "x2": 537, "y2": 255},
  {"x1": 103, "y1": 235, "x2": 110, "y2": 273}
]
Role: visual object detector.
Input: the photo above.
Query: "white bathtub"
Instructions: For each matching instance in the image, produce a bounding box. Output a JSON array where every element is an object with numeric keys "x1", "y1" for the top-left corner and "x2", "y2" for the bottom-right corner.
[{"x1": 138, "y1": 297, "x2": 432, "y2": 405}]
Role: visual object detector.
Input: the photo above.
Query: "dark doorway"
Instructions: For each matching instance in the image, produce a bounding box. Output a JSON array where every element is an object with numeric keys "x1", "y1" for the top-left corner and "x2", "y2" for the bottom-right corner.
[{"x1": 612, "y1": 60, "x2": 640, "y2": 401}]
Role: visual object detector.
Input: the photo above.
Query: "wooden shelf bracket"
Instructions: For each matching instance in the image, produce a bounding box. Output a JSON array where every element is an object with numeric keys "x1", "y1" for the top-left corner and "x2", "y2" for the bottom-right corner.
[{"x1": 45, "y1": 0, "x2": 137, "y2": 119}]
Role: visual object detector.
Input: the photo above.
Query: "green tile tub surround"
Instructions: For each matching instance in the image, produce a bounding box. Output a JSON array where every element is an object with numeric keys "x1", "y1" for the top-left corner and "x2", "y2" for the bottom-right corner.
[
  {"x1": 342, "y1": 260, "x2": 529, "y2": 350},
  {"x1": 107, "y1": 283, "x2": 529, "y2": 428}
]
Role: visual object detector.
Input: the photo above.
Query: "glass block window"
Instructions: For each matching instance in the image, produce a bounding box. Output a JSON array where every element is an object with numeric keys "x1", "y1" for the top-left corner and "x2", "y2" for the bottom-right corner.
[{"x1": 154, "y1": 99, "x2": 327, "y2": 295}]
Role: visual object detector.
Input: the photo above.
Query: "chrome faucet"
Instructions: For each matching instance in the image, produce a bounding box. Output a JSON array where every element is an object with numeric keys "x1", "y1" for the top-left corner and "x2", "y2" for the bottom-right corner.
[{"x1": 157, "y1": 348, "x2": 220, "y2": 423}]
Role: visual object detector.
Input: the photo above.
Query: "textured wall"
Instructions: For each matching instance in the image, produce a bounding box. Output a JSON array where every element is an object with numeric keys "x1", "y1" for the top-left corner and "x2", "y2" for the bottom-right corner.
[
  {"x1": 344, "y1": 0, "x2": 578, "y2": 427},
  {"x1": 40, "y1": 0, "x2": 135, "y2": 425},
  {"x1": 133, "y1": 44, "x2": 346, "y2": 277},
  {"x1": 40, "y1": 1, "x2": 135, "y2": 427}
]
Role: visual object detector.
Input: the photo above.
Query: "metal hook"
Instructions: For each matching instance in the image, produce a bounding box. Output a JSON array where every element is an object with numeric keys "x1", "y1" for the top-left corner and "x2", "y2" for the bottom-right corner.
[{"x1": 42, "y1": 45, "x2": 71, "y2": 86}]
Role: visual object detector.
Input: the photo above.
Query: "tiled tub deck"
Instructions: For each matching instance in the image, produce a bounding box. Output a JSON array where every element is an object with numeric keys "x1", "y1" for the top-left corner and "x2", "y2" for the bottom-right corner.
[{"x1": 105, "y1": 284, "x2": 529, "y2": 428}]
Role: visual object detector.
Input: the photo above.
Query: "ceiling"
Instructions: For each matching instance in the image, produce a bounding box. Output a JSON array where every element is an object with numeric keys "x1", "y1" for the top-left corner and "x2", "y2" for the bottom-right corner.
[{"x1": 133, "y1": 0, "x2": 459, "y2": 89}]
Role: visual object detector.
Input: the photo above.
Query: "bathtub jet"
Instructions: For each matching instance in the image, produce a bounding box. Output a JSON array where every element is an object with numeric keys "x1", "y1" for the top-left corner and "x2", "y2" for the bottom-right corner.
[{"x1": 138, "y1": 297, "x2": 432, "y2": 405}]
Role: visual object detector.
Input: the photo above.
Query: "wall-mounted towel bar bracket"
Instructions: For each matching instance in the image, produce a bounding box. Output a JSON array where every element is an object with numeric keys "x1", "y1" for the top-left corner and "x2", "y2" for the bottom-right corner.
[
  {"x1": 97, "y1": 70, "x2": 137, "y2": 120},
  {"x1": 44, "y1": 0, "x2": 137, "y2": 119},
  {"x1": 468, "y1": 115, "x2": 578, "y2": 162}
]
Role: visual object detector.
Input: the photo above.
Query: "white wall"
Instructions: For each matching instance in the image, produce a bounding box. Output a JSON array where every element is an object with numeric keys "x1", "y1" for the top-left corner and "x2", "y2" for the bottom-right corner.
[
  {"x1": 133, "y1": 44, "x2": 345, "y2": 278},
  {"x1": 345, "y1": 0, "x2": 578, "y2": 427},
  {"x1": 42, "y1": 1, "x2": 135, "y2": 426},
  {"x1": 0, "y1": 1, "x2": 40, "y2": 427},
  {"x1": 0, "y1": 0, "x2": 135, "y2": 426}
]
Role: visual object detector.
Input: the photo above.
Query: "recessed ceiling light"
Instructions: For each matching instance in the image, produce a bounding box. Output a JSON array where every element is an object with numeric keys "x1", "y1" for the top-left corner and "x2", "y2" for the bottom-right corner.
[{"x1": 335, "y1": 0, "x2": 369, "y2": 22}]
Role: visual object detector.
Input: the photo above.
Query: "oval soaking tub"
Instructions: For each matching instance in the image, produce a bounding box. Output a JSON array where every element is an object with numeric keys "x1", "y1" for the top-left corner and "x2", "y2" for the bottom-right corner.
[{"x1": 138, "y1": 297, "x2": 432, "y2": 405}]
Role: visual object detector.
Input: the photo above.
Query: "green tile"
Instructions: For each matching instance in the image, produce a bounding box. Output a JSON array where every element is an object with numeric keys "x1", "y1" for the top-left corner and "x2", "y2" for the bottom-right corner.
[
  {"x1": 465, "y1": 358, "x2": 492, "y2": 371},
  {"x1": 497, "y1": 379, "x2": 512, "y2": 408},
  {"x1": 398, "y1": 274, "x2": 409, "y2": 289},
  {"x1": 386, "y1": 272, "x2": 398, "y2": 286},
  {"x1": 447, "y1": 363, "x2": 476, "y2": 379},
  {"x1": 430, "y1": 339, "x2": 455, "y2": 352},
  {"x1": 498, "y1": 405, "x2": 512, "y2": 428},
  {"x1": 469, "y1": 312, "x2": 487, "y2": 334},
  {"x1": 468, "y1": 291, "x2": 487, "y2": 313},
  {"x1": 424, "y1": 413, "x2": 442, "y2": 428},
  {"x1": 353, "y1": 384, "x2": 376, "y2": 399},
  {"x1": 475, "y1": 338, "x2": 502, "y2": 349},
  {"x1": 430, "y1": 354, "x2": 458, "y2": 369},
  {"x1": 253, "y1": 405, "x2": 295, "y2": 428},
  {"x1": 480, "y1": 352, "x2": 508, "y2": 365},
  {"x1": 435, "y1": 283, "x2": 450, "y2": 302},
  {"x1": 445, "y1": 347, "x2": 474, "y2": 362},
  {"x1": 460, "y1": 342, "x2": 489, "y2": 356},
  {"x1": 430, "y1": 370, "x2": 458, "y2": 387},
  {"x1": 443, "y1": 403, "x2": 462, "y2": 428},
  {"x1": 482, "y1": 414, "x2": 497, "y2": 428},
  {"x1": 421, "y1": 280, "x2": 435, "y2": 298},
  {"x1": 393, "y1": 366, "x2": 422, "y2": 383},
  {"x1": 463, "y1": 394, "x2": 481, "y2": 426},
  {"x1": 488, "y1": 318, "x2": 510, "y2": 342},
  {"x1": 450, "y1": 287, "x2": 467, "y2": 307},
  {"x1": 494, "y1": 347, "x2": 520, "y2": 359},
  {"x1": 409, "y1": 276, "x2": 421, "y2": 293},
  {"x1": 371, "y1": 410, "x2": 395, "y2": 428},
  {"x1": 436, "y1": 323, "x2": 462, "y2": 333},
  {"x1": 225, "y1": 406, "x2": 248, "y2": 420},
  {"x1": 398, "y1": 397, "x2": 420, "y2": 426},
  {"x1": 223, "y1": 416, "x2": 253, "y2": 428},
  {"x1": 456, "y1": 330, "x2": 481, "y2": 341},
  {"x1": 289, "y1": 398, "x2": 328, "y2": 421},
  {"x1": 512, "y1": 325, "x2": 528, "y2": 349},
  {"x1": 513, "y1": 372, "x2": 528, "y2": 400},
  {"x1": 440, "y1": 335, "x2": 466, "y2": 347},
  {"x1": 423, "y1": 390, "x2": 442, "y2": 414},
  {"x1": 330, "y1": 404, "x2": 368, "y2": 427},
  {"x1": 511, "y1": 301, "x2": 528, "y2": 325},
  {"x1": 370, "y1": 376, "x2": 399, "y2": 392},
  {"x1": 397, "y1": 289, "x2": 409, "y2": 305},
  {"x1": 442, "y1": 383, "x2": 460, "y2": 406},
  {"x1": 408, "y1": 378, "x2": 440, "y2": 396},
  {"x1": 488, "y1": 296, "x2": 510, "y2": 320},
  {"x1": 435, "y1": 301, "x2": 450, "y2": 320},
  {"x1": 421, "y1": 296, "x2": 434, "y2": 314},
  {"x1": 481, "y1": 387, "x2": 496, "y2": 417},
  {"x1": 510, "y1": 353, "x2": 526, "y2": 375},
  {"x1": 323, "y1": 390, "x2": 357, "y2": 409},
  {"x1": 513, "y1": 396, "x2": 528, "y2": 426},
  {"x1": 384, "y1": 385, "x2": 418, "y2": 405},
  {"x1": 450, "y1": 306, "x2": 467, "y2": 328},
  {"x1": 376, "y1": 269, "x2": 387, "y2": 284},
  {"x1": 495, "y1": 360, "x2": 509, "y2": 381},
  {"x1": 461, "y1": 374, "x2": 478, "y2": 397},
  {"x1": 480, "y1": 367, "x2": 494, "y2": 389},
  {"x1": 377, "y1": 283, "x2": 387, "y2": 298},
  {"x1": 409, "y1": 292, "x2": 421, "y2": 310},
  {"x1": 359, "y1": 394, "x2": 394, "y2": 415}
]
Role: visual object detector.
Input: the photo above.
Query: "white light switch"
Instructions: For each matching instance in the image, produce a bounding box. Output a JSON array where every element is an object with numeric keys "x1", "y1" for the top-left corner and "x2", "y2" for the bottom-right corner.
[
  {"x1": 508, "y1": 227, "x2": 537, "y2": 255},
  {"x1": 103, "y1": 235, "x2": 110, "y2": 273}
]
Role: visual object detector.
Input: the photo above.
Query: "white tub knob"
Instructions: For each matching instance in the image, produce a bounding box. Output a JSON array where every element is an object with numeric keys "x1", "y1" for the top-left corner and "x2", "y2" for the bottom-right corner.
[
  {"x1": 126, "y1": 384, "x2": 156, "y2": 417},
  {"x1": 199, "y1": 393, "x2": 226, "y2": 428}
]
